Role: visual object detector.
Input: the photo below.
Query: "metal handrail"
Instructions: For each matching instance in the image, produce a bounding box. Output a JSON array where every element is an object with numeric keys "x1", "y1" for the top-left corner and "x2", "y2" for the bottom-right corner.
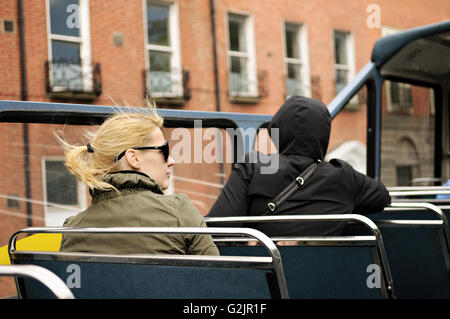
[
  {"x1": 205, "y1": 214, "x2": 383, "y2": 242},
  {"x1": 9, "y1": 226, "x2": 289, "y2": 299},
  {"x1": 386, "y1": 202, "x2": 450, "y2": 255},
  {"x1": 378, "y1": 202, "x2": 450, "y2": 281},
  {"x1": 205, "y1": 214, "x2": 394, "y2": 298},
  {"x1": 213, "y1": 235, "x2": 378, "y2": 246},
  {"x1": 0, "y1": 265, "x2": 74, "y2": 299},
  {"x1": 388, "y1": 186, "x2": 450, "y2": 191},
  {"x1": 388, "y1": 186, "x2": 450, "y2": 197},
  {"x1": 412, "y1": 177, "x2": 450, "y2": 185}
]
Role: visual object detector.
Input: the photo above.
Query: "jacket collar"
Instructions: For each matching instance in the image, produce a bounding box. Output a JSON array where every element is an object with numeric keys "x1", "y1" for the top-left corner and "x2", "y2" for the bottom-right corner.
[{"x1": 90, "y1": 171, "x2": 164, "y2": 203}]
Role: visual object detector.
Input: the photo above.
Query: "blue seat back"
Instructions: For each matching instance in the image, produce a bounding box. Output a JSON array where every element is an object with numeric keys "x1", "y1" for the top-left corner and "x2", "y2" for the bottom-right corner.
[
  {"x1": 345, "y1": 208, "x2": 450, "y2": 299},
  {"x1": 373, "y1": 226, "x2": 450, "y2": 298},
  {"x1": 13, "y1": 256, "x2": 276, "y2": 299},
  {"x1": 218, "y1": 244, "x2": 384, "y2": 299},
  {"x1": 9, "y1": 227, "x2": 290, "y2": 299}
]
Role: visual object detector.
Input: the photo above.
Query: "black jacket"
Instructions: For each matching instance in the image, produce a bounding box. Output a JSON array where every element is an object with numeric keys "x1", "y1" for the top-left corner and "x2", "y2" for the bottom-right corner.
[{"x1": 207, "y1": 96, "x2": 391, "y2": 236}]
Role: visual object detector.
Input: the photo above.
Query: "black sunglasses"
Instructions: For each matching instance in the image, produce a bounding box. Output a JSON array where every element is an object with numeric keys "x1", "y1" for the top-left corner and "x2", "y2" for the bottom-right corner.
[{"x1": 116, "y1": 141, "x2": 170, "y2": 162}]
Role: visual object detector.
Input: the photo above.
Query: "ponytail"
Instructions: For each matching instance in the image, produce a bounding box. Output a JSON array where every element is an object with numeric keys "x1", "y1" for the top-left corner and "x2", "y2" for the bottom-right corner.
[
  {"x1": 55, "y1": 101, "x2": 163, "y2": 192},
  {"x1": 54, "y1": 133, "x2": 119, "y2": 191}
]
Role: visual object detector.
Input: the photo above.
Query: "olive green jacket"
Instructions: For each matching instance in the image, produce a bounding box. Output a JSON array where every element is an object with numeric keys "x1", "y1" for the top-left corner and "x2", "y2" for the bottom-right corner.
[{"x1": 60, "y1": 171, "x2": 219, "y2": 255}]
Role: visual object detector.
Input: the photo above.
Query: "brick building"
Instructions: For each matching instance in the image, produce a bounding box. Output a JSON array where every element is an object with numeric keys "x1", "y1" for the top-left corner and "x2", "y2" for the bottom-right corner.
[{"x1": 0, "y1": 0, "x2": 448, "y2": 297}]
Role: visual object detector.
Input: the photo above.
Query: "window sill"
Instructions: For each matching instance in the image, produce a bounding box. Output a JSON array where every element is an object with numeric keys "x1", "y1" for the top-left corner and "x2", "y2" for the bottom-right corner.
[
  {"x1": 386, "y1": 104, "x2": 414, "y2": 114},
  {"x1": 47, "y1": 90, "x2": 101, "y2": 102},
  {"x1": 152, "y1": 96, "x2": 188, "y2": 107},
  {"x1": 228, "y1": 95, "x2": 260, "y2": 105}
]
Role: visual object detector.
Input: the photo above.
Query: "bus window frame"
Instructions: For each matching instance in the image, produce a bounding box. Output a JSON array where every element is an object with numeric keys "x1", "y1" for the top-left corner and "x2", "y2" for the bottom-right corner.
[
  {"x1": 328, "y1": 61, "x2": 446, "y2": 181},
  {"x1": 380, "y1": 74, "x2": 443, "y2": 184}
]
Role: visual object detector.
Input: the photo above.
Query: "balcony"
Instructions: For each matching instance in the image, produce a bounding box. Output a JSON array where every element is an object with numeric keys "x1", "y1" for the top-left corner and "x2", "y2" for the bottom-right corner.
[
  {"x1": 286, "y1": 77, "x2": 306, "y2": 98},
  {"x1": 228, "y1": 69, "x2": 268, "y2": 104},
  {"x1": 45, "y1": 59, "x2": 102, "y2": 101},
  {"x1": 144, "y1": 68, "x2": 190, "y2": 107},
  {"x1": 285, "y1": 75, "x2": 320, "y2": 100}
]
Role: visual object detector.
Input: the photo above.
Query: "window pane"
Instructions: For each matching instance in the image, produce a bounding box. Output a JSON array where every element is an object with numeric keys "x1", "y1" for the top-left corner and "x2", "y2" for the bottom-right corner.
[
  {"x1": 229, "y1": 56, "x2": 248, "y2": 94},
  {"x1": 52, "y1": 40, "x2": 80, "y2": 63},
  {"x1": 381, "y1": 83, "x2": 435, "y2": 186},
  {"x1": 334, "y1": 31, "x2": 348, "y2": 65},
  {"x1": 229, "y1": 20, "x2": 240, "y2": 51},
  {"x1": 162, "y1": 127, "x2": 232, "y2": 215},
  {"x1": 147, "y1": 3, "x2": 170, "y2": 46},
  {"x1": 287, "y1": 63, "x2": 299, "y2": 79},
  {"x1": 149, "y1": 50, "x2": 172, "y2": 93},
  {"x1": 228, "y1": 14, "x2": 246, "y2": 52},
  {"x1": 286, "y1": 63, "x2": 302, "y2": 96},
  {"x1": 285, "y1": 23, "x2": 300, "y2": 59},
  {"x1": 388, "y1": 81, "x2": 413, "y2": 111},
  {"x1": 150, "y1": 50, "x2": 171, "y2": 71},
  {"x1": 45, "y1": 160, "x2": 78, "y2": 206},
  {"x1": 335, "y1": 69, "x2": 348, "y2": 94},
  {"x1": 51, "y1": 40, "x2": 83, "y2": 90},
  {"x1": 49, "y1": 0, "x2": 80, "y2": 37}
]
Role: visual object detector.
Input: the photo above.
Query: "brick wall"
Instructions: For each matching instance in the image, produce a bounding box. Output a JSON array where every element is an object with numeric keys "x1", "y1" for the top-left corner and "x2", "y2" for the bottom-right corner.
[{"x1": 0, "y1": 0, "x2": 448, "y2": 298}]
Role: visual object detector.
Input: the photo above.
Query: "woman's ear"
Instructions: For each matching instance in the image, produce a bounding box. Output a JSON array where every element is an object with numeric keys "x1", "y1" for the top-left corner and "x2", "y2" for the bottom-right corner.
[{"x1": 124, "y1": 149, "x2": 140, "y2": 170}]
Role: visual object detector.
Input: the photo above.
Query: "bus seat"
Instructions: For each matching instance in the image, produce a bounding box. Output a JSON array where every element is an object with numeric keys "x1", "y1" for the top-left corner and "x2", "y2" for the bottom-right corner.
[
  {"x1": 13, "y1": 257, "x2": 276, "y2": 299},
  {"x1": 207, "y1": 214, "x2": 395, "y2": 299},
  {"x1": 218, "y1": 243, "x2": 384, "y2": 299},
  {"x1": 349, "y1": 202, "x2": 450, "y2": 298},
  {"x1": 8, "y1": 227, "x2": 289, "y2": 299}
]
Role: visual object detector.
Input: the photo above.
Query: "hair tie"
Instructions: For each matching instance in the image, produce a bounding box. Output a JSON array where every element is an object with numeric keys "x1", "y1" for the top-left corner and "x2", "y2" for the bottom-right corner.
[{"x1": 86, "y1": 143, "x2": 94, "y2": 153}]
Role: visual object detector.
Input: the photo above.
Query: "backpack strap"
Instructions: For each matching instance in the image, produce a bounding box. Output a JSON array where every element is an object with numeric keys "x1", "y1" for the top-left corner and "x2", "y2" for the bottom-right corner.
[{"x1": 263, "y1": 159, "x2": 321, "y2": 215}]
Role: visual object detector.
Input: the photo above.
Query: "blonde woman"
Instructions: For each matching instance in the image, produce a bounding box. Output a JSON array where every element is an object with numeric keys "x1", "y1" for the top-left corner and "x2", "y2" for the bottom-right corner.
[{"x1": 57, "y1": 107, "x2": 219, "y2": 256}]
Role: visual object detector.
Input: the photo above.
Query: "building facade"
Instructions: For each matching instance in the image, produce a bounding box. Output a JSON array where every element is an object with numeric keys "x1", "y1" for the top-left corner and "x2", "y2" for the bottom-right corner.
[{"x1": 0, "y1": 0, "x2": 448, "y2": 297}]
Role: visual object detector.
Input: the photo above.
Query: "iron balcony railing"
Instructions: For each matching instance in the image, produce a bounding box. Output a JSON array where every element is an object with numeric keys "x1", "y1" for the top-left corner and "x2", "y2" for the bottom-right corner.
[
  {"x1": 144, "y1": 68, "x2": 190, "y2": 100},
  {"x1": 45, "y1": 59, "x2": 102, "y2": 99},
  {"x1": 228, "y1": 69, "x2": 268, "y2": 100}
]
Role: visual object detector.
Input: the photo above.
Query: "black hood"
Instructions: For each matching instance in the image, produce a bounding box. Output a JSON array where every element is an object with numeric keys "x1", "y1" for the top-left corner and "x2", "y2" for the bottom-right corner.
[{"x1": 268, "y1": 96, "x2": 330, "y2": 160}]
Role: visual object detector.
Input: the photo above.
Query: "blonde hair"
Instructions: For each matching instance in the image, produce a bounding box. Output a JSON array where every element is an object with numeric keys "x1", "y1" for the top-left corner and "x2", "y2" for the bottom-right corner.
[{"x1": 56, "y1": 100, "x2": 163, "y2": 191}]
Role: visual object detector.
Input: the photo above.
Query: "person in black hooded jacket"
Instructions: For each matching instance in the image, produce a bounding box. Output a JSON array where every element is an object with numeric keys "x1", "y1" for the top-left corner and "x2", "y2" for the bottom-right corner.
[{"x1": 207, "y1": 95, "x2": 391, "y2": 236}]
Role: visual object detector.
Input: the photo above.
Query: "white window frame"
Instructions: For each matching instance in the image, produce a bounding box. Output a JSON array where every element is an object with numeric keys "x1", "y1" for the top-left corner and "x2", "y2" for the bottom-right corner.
[
  {"x1": 144, "y1": 0, "x2": 183, "y2": 98},
  {"x1": 226, "y1": 11, "x2": 258, "y2": 98},
  {"x1": 46, "y1": 0, "x2": 92, "y2": 92},
  {"x1": 333, "y1": 29, "x2": 355, "y2": 96},
  {"x1": 42, "y1": 157, "x2": 87, "y2": 227},
  {"x1": 386, "y1": 80, "x2": 414, "y2": 113},
  {"x1": 282, "y1": 21, "x2": 311, "y2": 98}
]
